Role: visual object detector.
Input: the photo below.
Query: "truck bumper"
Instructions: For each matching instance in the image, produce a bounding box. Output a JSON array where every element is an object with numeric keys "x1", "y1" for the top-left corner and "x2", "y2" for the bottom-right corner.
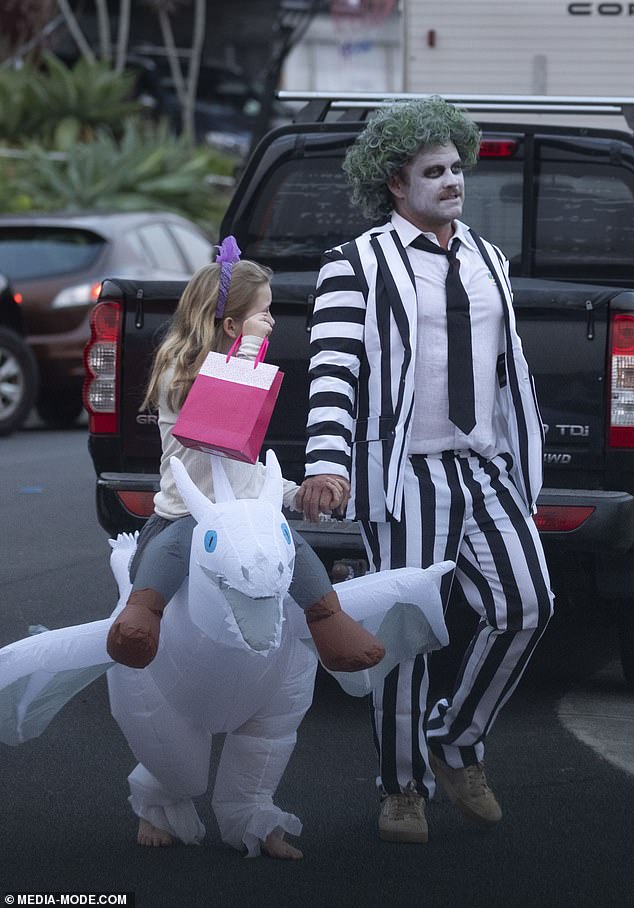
[
  {"x1": 288, "y1": 488, "x2": 634, "y2": 555},
  {"x1": 97, "y1": 472, "x2": 160, "y2": 536},
  {"x1": 96, "y1": 475, "x2": 634, "y2": 557},
  {"x1": 536, "y1": 488, "x2": 634, "y2": 552}
]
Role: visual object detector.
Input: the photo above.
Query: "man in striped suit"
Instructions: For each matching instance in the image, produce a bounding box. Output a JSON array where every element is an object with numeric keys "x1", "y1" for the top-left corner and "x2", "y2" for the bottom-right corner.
[{"x1": 296, "y1": 97, "x2": 553, "y2": 843}]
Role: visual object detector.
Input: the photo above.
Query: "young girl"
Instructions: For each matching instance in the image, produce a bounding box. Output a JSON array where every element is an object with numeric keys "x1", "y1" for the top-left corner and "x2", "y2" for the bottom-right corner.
[{"x1": 106, "y1": 244, "x2": 384, "y2": 688}]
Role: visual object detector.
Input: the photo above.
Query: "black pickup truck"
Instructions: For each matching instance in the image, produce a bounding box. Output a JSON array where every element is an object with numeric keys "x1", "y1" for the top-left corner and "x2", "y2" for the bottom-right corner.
[{"x1": 84, "y1": 93, "x2": 634, "y2": 685}]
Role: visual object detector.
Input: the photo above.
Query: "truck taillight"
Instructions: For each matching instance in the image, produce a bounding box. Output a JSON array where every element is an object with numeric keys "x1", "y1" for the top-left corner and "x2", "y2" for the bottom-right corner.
[
  {"x1": 116, "y1": 490, "x2": 156, "y2": 518},
  {"x1": 534, "y1": 505, "x2": 595, "y2": 533},
  {"x1": 479, "y1": 139, "x2": 518, "y2": 158},
  {"x1": 83, "y1": 301, "x2": 121, "y2": 433},
  {"x1": 609, "y1": 314, "x2": 634, "y2": 448}
]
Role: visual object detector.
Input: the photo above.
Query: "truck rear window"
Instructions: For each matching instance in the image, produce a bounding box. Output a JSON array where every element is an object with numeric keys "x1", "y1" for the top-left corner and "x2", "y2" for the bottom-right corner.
[
  {"x1": 239, "y1": 128, "x2": 634, "y2": 282},
  {"x1": 240, "y1": 146, "x2": 524, "y2": 269},
  {"x1": 0, "y1": 228, "x2": 104, "y2": 280},
  {"x1": 534, "y1": 136, "x2": 634, "y2": 281},
  {"x1": 462, "y1": 158, "x2": 523, "y2": 264},
  {"x1": 245, "y1": 156, "x2": 373, "y2": 269}
]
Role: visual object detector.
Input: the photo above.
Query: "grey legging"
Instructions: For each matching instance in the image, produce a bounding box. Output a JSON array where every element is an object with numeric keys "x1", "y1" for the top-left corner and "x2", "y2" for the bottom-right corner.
[{"x1": 129, "y1": 512, "x2": 332, "y2": 610}]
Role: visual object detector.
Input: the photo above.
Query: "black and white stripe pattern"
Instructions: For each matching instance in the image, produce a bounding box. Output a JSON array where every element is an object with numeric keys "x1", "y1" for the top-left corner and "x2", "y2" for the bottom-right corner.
[
  {"x1": 305, "y1": 221, "x2": 544, "y2": 524},
  {"x1": 361, "y1": 452, "x2": 553, "y2": 793},
  {"x1": 469, "y1": 229, "x2": 545, "y2": 510},
  {"x1": 306, "y1": 245, "x2": 367, "y2": 476}
]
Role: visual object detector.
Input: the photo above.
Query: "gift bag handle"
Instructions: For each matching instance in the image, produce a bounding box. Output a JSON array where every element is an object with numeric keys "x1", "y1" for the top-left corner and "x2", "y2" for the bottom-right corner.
[{"x1": 225, "y1": 334, "x2": 269, "y2": 367}]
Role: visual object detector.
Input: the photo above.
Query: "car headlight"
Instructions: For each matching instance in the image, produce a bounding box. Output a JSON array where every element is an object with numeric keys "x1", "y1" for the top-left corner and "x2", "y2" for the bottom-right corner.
[{"x1": 52, "y1": 281, "x2": 102, "y2": 308}]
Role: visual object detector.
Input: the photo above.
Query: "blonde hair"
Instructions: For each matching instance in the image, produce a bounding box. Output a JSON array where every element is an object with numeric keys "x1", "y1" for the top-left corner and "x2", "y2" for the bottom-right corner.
[{"x1": 143, "y1": 259, "x2": 273, "y2": 412}]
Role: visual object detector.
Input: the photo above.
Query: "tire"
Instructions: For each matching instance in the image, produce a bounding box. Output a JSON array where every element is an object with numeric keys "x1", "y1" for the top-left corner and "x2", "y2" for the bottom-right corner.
[
  {"x1": 36, "y1": 391, "x2": 84, "y2": 428},
  {"x1": 618, "y1": 603, "x2": 634, "y2": 689},
  {"x1": 0, "y1": 327, "x2": 38, "y2": 436}
]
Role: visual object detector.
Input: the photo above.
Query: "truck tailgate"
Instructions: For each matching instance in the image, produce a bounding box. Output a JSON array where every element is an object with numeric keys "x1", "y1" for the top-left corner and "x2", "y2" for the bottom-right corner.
[
  {"x1": 111, "y1": 276, "x2": 620, "y2": 489},
  {"x1": 267, "y1": 275, "x2": 619, "y2": 488},
  {"x1": 512, "y1": 278, "x2": 613, "y2": 487}
]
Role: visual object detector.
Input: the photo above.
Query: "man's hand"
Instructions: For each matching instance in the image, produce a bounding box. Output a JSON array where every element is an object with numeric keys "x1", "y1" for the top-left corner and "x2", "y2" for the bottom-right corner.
[{"x1": 296, "y1": 474, "x2": 351, "y2": 523}]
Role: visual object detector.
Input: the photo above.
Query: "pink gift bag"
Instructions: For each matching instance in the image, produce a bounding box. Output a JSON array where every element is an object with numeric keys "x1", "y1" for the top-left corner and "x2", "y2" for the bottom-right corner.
[{"x1": 173, "y1": 337, "x2": 284, "y2": 463}]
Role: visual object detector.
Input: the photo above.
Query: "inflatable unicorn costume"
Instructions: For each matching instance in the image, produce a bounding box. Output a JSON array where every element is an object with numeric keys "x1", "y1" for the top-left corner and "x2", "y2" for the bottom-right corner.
[{"x1": 0, "y1": 451, "x2": 452, "y2": 856}]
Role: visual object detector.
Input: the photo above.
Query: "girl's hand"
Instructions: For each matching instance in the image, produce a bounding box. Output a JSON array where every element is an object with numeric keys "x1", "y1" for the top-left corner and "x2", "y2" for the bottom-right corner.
[{"x1": 242, "y1": 311, "x2": 274, "y2": 338}]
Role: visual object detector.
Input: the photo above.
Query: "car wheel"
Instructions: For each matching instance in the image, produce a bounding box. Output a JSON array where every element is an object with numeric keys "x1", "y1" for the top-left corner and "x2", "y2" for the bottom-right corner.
[
  {"x1": 0, "y1": 327, "x2": 38, "y2": 436},
  {"x1": 618, "y1": 602, "x2": 634, "y2": 690},
  {"x1": 36, "y1": 392, "x2": 84, "y2": 428}
]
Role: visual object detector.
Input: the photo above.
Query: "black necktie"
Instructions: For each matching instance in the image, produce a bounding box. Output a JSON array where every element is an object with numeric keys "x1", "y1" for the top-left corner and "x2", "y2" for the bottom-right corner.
[{"x1": 409, "y1": 234, "x2": 476, "y2": 435}]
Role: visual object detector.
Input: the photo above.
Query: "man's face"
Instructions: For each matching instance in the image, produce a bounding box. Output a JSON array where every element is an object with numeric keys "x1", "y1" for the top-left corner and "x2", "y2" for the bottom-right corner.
[{"x1": 388, "y1": 143, "x2": 465, "y2": 232}]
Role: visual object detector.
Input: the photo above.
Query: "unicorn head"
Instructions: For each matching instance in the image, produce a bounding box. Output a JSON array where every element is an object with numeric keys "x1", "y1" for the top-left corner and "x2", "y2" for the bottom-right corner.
[{"x1": 170, "y1": 451, "x2": 295, "y2": 655}]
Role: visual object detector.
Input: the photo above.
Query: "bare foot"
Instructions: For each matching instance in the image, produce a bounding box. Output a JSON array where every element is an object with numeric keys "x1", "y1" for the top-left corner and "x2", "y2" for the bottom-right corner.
[
  {"x1": 261, "y1": 829, "x2": 303, "y2": 860},
  {"x1": 137, "y1": 818, "x2": 173, "y2": 847}
]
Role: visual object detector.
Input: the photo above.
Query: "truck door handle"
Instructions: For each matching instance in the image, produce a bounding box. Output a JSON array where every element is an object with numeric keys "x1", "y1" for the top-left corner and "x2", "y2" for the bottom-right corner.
[{"x1": 306, "y1": 293, "x2": 315, "y2": 333}]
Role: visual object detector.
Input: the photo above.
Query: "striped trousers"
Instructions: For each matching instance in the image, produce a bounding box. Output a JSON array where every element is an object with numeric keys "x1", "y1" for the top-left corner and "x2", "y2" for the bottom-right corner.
[{"x1": 360, "y1": 451, "x2": 553, "y2": 799}]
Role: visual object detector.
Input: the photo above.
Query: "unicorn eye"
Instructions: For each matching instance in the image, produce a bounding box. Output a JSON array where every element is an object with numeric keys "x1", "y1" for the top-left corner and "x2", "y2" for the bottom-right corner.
[
  {"x1": 281, "y1": 523, "x2": 291, "y2": 544},
  {"x1": 204, "y1": 530, "x2": 218, "y2": 552}
]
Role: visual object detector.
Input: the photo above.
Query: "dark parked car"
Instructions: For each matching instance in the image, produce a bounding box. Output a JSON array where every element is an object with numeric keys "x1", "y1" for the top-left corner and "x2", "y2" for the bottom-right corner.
[
  {"x1": 0, "y1": 211, "x2": 214, "y2": 427},
  {"x1": 0, "y1": 272, "x2": 38, "y2": 436}
]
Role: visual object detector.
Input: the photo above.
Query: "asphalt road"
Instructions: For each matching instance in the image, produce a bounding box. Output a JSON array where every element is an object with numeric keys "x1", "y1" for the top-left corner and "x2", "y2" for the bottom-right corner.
[{"x1": 1, "y1": 425, "x2": 633, "y2": 908}]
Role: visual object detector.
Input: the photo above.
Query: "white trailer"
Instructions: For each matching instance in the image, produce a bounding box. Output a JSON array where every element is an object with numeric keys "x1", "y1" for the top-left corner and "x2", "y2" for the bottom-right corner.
[
  {"x1": 404, "y1": 0, "x2": 634, "y2": 96},
  {"x1": 282, "y1": 8, "x2": 403, "y2": 94},
  {"x1": 282, "y1": 1, "x2": 633, "y2": 129}
]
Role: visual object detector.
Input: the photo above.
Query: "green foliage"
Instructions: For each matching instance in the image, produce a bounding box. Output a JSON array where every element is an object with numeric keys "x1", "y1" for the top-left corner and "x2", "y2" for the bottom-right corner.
[
  {"x1": 5, "y1": 119, "x2": 234, "y2": 236},
  {"x1": 0, "y1": 154, "x2": 29, "y2": 212},
  {"x1": 0, "y1": 54, "x2": 141, "y2": 145},
  {"x1": 0, "y1": 67, "x2": 40, "y2": 141},
  {"x1": 0, "y1": 54, "x2": 235, "y2": 236}
]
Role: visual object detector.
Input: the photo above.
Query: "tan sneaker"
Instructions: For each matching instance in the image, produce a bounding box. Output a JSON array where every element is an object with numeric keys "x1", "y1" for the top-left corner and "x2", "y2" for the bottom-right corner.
[
  {"x1": 429, "y1": 752, "x2": 502, "y2": 826},
  {"x1": 378, "y1": 786, "x2": 428, "y2": 843}
]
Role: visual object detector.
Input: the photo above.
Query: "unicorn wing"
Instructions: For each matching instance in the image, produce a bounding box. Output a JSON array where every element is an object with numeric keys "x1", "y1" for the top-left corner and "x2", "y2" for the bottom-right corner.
[
  {"x1": 294, "y1": 562, "x2": 454, "y2": 698},
  {"x1": 0, "y1": 620, "x2": 113, "y2": 746}
]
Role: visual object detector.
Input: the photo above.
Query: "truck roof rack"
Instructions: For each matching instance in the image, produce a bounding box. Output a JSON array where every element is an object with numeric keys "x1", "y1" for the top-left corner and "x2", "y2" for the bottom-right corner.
[{"x1": 277, "y1": 92, "x2": 634, "y2": 131}]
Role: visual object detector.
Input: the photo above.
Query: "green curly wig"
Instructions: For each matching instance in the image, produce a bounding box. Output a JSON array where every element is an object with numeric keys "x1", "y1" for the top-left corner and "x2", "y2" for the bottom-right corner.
[{"x1": 342, "y1": 96, "x2": 481, "y2": 222}]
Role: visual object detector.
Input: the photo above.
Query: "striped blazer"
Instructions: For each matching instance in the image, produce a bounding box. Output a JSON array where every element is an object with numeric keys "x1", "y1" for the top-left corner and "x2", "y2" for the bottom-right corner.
[{"x1": 305, "y1": 219, "x2": 544, "y2": 523}]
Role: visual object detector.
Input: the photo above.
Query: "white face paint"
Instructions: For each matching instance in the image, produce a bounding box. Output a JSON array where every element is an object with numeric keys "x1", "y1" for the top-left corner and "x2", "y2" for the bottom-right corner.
[{"x1": 388, "y1": 143, "x2": 465, "y2": 236}]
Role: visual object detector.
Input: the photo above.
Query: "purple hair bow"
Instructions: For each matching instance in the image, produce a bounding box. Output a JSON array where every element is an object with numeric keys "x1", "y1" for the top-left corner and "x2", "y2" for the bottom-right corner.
[{"x1": 215, "y1": 235, "x2": 242, "y2": 320}]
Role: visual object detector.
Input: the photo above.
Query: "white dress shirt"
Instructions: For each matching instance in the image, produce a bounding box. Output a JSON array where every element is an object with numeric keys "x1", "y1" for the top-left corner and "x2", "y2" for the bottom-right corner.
[{"x1": 390, "y1": 213, "x2": 505, "y2": 458}]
